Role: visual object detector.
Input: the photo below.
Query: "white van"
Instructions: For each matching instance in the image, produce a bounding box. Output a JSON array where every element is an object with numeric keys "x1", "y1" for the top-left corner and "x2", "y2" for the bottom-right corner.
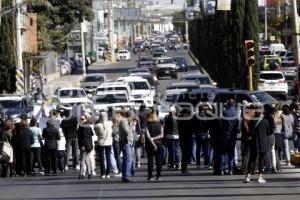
[{"x1": 269, "y1": 43, "x2": 286, "y2": 54}]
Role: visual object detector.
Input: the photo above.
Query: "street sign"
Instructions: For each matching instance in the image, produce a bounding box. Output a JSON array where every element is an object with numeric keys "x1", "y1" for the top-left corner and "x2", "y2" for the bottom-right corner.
[{"x1": 217, "y1": 0, "x2": 231, "y2": 11}]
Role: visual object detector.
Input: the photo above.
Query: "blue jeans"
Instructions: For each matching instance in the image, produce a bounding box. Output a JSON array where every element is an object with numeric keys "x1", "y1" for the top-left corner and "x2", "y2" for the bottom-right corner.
[
  {"x1": 195, "y1": 133, "x2": 211, "y2": 166},
  {"x1": 120, "y1": 143, "x2": 133, "y2": 181},
  {"x1": 166, "y1": 139, "x2": 181, "y2": 167},
  {"x1": 190, "y1": 135, "x2": 196, "y2": 163}
]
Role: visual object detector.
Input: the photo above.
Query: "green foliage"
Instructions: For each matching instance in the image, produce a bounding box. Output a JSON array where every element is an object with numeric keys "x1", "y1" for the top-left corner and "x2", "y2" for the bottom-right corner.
[
  {"x1": 0, "y1": 0, "x2": 16, "y2": 93},
  {"x1": 172, "y1": 11, "x2": 186, "y2": 38},
  {"x1": 189, "y1": 0, "x2": 259, "y2": 89},
  {"x1": 28, "y1": 0, "x2": 95, "y2": 53}
]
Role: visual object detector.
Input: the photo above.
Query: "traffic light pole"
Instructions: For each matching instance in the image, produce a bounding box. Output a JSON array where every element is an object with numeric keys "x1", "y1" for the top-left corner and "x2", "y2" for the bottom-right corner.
[{"x1": 248, "y1": 65, "x2": 253, "y2": 91}]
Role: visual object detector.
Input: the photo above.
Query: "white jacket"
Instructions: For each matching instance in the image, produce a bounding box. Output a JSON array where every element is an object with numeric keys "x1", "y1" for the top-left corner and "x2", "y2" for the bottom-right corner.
[{"x1": 95, "y1": 117, "x2": 113, "y2": 146}]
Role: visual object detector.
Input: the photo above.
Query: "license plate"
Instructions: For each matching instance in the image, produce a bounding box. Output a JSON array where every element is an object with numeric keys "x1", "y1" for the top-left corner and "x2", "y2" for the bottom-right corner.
[
  {"x1": 165, "y1": 71, "x2": 169, "y2": 73},
  {"x1": 268, "y1": 83, "x2": 275, "y2": 86}
]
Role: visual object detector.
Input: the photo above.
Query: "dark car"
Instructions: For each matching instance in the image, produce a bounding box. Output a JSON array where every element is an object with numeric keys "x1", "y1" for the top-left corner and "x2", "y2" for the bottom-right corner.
[
  {"x1": 173, "y1": 57, "x2": 188, "y2": 71},
  {"x1": 156, "y1": 67, "x2": 177, "y2": 79},
  {"x1": 0, "y1": 95, "x2": 34, "y2": 120}
]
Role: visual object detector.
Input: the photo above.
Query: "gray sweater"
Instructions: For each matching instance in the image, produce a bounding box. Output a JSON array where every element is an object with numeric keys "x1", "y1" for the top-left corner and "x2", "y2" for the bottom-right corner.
[
  {"x1": 119, "y1": 118, "x2": 133, "y2": 145},
  {"x1": 281, "y1": 114, "x2": 294, "y2": 134}
]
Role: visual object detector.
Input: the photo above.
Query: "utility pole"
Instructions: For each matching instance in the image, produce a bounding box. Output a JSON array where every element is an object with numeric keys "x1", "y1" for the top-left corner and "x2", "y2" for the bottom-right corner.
[
  {"x1": 184, "y1": 0, "x2": 189, "y2": 43},
  {"x1": 292, "y1": 0, "x2": 300, "y2": 95},
  {"x1": 0, "y1": 0, "x2": 2, "y2": 25},
  {"x1": 16, "y1": 0, "x2": 23, "y2": 71},
  {"x1": 264, "y1": 0, "x2": 268, "y2": 41},
  {"x1": 108, "y1": 0, "x2": 115, "y2": 61},
  {"x1": 81, "y1": 21, "x2": 86, "y2": 75}
]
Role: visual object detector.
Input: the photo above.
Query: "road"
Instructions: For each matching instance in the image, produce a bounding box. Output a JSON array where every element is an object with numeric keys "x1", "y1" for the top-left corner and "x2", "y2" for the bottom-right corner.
[{"x1": 2, "y1": 49, "x2": 300, "y2": 200}]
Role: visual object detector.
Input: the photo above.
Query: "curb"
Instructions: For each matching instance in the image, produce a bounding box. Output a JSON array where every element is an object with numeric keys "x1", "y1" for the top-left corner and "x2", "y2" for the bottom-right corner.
[{"x1": 188, "y1": 50, "x2": 208, "y2": 75}]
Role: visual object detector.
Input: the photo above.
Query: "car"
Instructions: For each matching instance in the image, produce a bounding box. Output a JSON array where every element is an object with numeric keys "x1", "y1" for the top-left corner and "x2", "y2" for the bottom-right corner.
[
  {"x1": 96, "y1": 81, "x2": 132, "y2": 100},
  {"x1": 117, "y1": 76, "x2": 154, "y2": 108},
  {"x1": 137, "y1": 57, "x2": 156, "y2": 68},
  {"x1": 157, "y1": 89, "x2": 188, "y2": 119},
  {"x1": 93, "y1": 91, "x2": 134, "y2": 111},
  {"x1": 157, "y1": 66, "x2": 177, "y2": 79},
  {"x1": 129, "y1": 73, "x2": 158, "y2": 89},
  {"x1": 151, "y1": 51, "x2": 165, "y2": 59},
  {"x1": 0, "y1": 95, "x2": 34, "y2": 121},
  {"x1": 116, "y1": 50, "x2": 131, "y2": 61},
  {"x1": 261, "y1": 56, "x2": 281, "y2": 70},
  {"x1": 258, "y1": 71, "x2": 288, "y2": 100},
  {"x1": 59, "y1": 59, "x2": 71, "y2": 76},
  {"x1": 175, "y1": 88, "x2": 278, "y2": 113},
  {"x1": 97, "y1": 47, "x2": 105, "y2": 58},
  {"x1": 180, "y1": 74, "x2": 217, "y2": 86},
  {"x1": 156, "y1": 57, "x2": 178, "y2": 70},
  {"x1": 134, "y1": 41, "x2": 144, "y2": 53},
  {"x1": 166, "y1": 81, "x2": 214, "y2": 90},
  {"x1": 52, "y1": 87, "x2": 91, "y2": 114},
  {"x1": 173, "y1": 57, "x2": 188, "y2": 71},
  {"x1": 80, "y1": 73, "x2": 108, "y2": 95},
  {"x1": 128, "y1": 68, "x2": 151, "y2": 75}
]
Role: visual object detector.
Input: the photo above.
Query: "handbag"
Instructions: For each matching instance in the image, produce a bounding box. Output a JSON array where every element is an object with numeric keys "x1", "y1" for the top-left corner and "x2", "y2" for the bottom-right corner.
[
  {"x1": 137, "y1": 120, "x2": 145, "y2": 145},
  {"x1": 0, "y1": 142, "x2": 13, "y2": 163}
]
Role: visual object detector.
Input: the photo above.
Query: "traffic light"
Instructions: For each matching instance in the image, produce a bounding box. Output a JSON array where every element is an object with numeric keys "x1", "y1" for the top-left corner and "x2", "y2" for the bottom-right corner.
[{"x1": 245, "y1": 40, "x2": 255, "y2": 66}]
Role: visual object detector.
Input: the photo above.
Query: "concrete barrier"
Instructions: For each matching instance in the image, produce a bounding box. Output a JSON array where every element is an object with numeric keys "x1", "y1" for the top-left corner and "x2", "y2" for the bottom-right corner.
[{"x1": 188, "y1": 50, "x2": 208, "y2": 75}]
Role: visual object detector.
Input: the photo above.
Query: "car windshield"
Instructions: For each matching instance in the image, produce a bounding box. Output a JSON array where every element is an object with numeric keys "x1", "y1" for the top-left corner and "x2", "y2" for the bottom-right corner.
[
  {"x1": 0, "y1": 100, "x2": 22, "y2": 108},
  {"x1": 59, "y1": 90, "x2": 86, "y2": 98},
  {"x1": 167, "y1": 85, "x2": 198, "y2": 90},
  {"x1": 158, "y1": 59, "x2": 173, "y2": 64},
  {"x1": 96, "y1": 87, "x2": 127, "y2": 93},
  {"x1": 260, "y1": 51, "x2": 271, "y2": 56},
  {"x1": 281, "y1": 63, "x2": 294, "y2": 68},
  {"x1": 129, "y1": 82, "x2": 149, "y2": 90},
  {"x1": 266, "y1": 58, "x2": 280, "y2": 64},
  {"x1": 129, "y1": 69, "x2": 149, "y2": 74},
  {"x1": 260, "y1": 73, "x2": 284, "y2": 80},
  {"x1": 250, "y1": 92, "x2": 277, "y2": 104},
  {"x1": 94, "y1": 94, "x2": 128, "y2": 104},
  {"x1": 119, "y1": 51, "x2": 127, "y2": 54},
  {"x1": 182, "y1": 77, "x2": 212, "y2": 84},
  {"x1": 84, "y1": 76, "x2": 104, "y2": 82}
]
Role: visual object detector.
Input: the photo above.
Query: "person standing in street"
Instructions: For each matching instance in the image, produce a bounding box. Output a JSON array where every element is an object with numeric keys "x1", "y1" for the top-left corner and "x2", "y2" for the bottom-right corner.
[
  {"x1": 15, "y1": 119, "x2": 33, "y2": 176},
  {"x1": 29, "y1": 118, "x2": 44, "y2": 175},
  {"x1": 0, "y1": 120, "x2": 14, "y2": 177},
  {"x1": 281, "y1": 105, "x2": 294, "y2": 166},
  {"x1": 77, "y1": 114, "x2": 94, "y2": 179},
  {"x1": 244, "y1": 107, "x2": 270, "y2": 183},
  {"x1": 60, "y1": 114, "x2": 79, "y2": 170},
  {"x1": 43, "y1": 119, "x2": 60, "y2": 176},
  {"x1": 145, "y1": 111, "x2": 164, "y2": 180},
  {"x1": 119, "y1": 111, "x2": 134, "y2": 183},
  {"x1": 94, "y1": 112, "x2": 113, "y2": 179},
  {"x1": 112, "y1": 113, "x2": 122, "y2": 175}
]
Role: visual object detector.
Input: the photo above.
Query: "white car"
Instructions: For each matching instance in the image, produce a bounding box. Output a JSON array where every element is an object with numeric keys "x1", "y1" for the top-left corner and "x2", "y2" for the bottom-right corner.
[
  {"x1": 157, "y1": 89, "x2": 187, "y2": 120},
  {"x1": 117, "y1": 76, "x2": 154, "y2": 108},
  {"x1": 156, "y1": 57, "x2": 178, "y2": 70},
  {"x1": 52, "y1": 87, "x2": 91, "y2": 113},
  {"x1": 95, "y1": 82, "x2": 132, "y2": 100},
  {"x1": 80, "y1": 73, "x2": 108, "y2": 95},
  {"x1": 258, "y1": 71, "x2": 288, "y2": 100},
  {"x1": 116, "y1": 50, "x2": 131, "y2": 61},
  {"x1": 93, "y1": 91, "x2": 134, "y2": 111}
]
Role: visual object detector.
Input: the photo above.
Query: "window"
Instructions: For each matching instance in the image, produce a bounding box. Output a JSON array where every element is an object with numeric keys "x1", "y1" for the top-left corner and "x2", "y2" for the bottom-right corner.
[
  {"x1": 260, "y1": 73, "x2": 284, "y2": 80},
  {"x1": 94, "y1": 94, "x2": 127, "y2": 104},
  {"x1": 0, "y1": 100, "x2": 22, "y2": 108},
  {"x1": 129, "y1": 82, "x2": 149, "y2": 90},
  {"x1": 84, "y1": 76, "x2": 104, "y2": 82},
  {"x1": 59, "y1": 90, "x2": 86, "y2": 98}
]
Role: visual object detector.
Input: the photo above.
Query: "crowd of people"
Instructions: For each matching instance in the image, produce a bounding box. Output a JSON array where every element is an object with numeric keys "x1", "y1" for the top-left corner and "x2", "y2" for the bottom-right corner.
[{"x1": 1, "y1": 99, "x2": 300, "y2": 183}]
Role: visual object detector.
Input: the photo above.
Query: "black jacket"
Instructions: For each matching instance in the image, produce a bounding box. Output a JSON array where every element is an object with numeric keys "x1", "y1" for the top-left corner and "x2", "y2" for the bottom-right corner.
[
  {"x1": 60, "y1": 117, "x2": 78, "y2": 139},
  {"x1": 164, "y1": 114, "x2": 179, "y2": 136},
  {"x1": 43, "y1": 127, "x2": 60, "y2": 150},
  {"x1": 249, "y1": 118, "x2": 270, "y2": 153},
  {"x1": 16, "y1": 128, "x2": 33, "y2": 151},
  {"x1": 77, "y1": 125, "x2": 94, "y2": 152}
]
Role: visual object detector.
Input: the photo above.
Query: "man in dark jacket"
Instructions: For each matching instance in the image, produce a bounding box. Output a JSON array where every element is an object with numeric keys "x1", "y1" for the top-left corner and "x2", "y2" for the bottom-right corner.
[
  {"x1": 219, "y1": 99, "x2": 240, "y2": 175},
  {"x1": 177, "y1": 109, "x2": 194, "y2": 175},
  {"x1": 43, "y1": 119, "x2": 60, "y2": 175},
  {"x1": 61, "y1": 116, "x2": 79, "y2": 170}
]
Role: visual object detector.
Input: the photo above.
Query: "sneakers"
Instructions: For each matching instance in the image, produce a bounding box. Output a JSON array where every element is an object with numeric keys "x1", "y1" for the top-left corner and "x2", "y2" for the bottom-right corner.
[
  {"x1": 75, "y1": 165, "x2": 80, "y2": 170},
  {"x1": 101, "y1": 175, "x2": 105, "y2": 179},
  {"x1": 65, "y1": 166, "x2": 68, "y2": 171},
  {"x1": 113, "y1": 173, "x2": 122, "y2": 177},
  {"x1": 136, "y1": 163, "x2": 141, "y2": 168},
  {"x1": 257, "y1": 177, "x2": 266, "y2": 183},
  {"x1": 106, "y1": 175, "x2": 110, "y2": 179},
  {"x1": 243, "y1": 176, "x2": 250, "y2": 183},
  {"x1": 92, "y1": 171, "x2": 97, "y2": 176}
]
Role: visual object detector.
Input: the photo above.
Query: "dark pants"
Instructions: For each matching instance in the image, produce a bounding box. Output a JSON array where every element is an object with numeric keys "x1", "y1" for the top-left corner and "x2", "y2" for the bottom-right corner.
[
  {"x1": 66, "y1": 138, "x2": 79, "y2": 168},
  {"x1": 45, "y1": 149, "x2": 57, "y2": 174},
  {"x1": 247, "y1": 152, "x2": 266, "y2": 174},
  {"x1": 220, "y1": 136, "x2": 236, "y2": 172},
  {"x1": 31, "y1": 147, "x2": 43, "y2": 171},
  {"x1": 166, "y1": 139, "x2": 181, "y2": 167},
  {"x1": 99, "y1": 145, "x2": 112, "y2": 176},
  {"x1": 1, "y1": 162, "x2": 12, "y2": 178},
  {"x1": 179, "y1": 133, "x2": 193, "y2": 173},
  {"x1": 145, "y1": 141, "x2": 163, "y2": 178},
  {"x1": 16, "y1": 148, "x2": 32, "y2": 175},
  {"x1": 195, "y1": 133, "x2": 211, "y2": 166},
  {"x1": 113, "y1": 142, "x2": 122, "y2": 172},
  {"x1": 57, "y1": 150, "x2": 67, "y2": 171},
  {"x1": 241, "y1": 139, "x2": 251, "y2": 173}
]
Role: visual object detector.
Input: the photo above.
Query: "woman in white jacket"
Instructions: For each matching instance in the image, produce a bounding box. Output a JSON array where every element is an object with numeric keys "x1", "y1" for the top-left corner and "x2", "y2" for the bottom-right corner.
[{"x1": 94, "y1": 112, "x2": 113, "y2": 178}]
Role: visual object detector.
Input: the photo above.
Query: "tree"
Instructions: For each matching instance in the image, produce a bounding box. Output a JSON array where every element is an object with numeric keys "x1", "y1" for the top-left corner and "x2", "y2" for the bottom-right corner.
[{"x1": 0, "y1": 0, "x2": 16, "y2": 93}]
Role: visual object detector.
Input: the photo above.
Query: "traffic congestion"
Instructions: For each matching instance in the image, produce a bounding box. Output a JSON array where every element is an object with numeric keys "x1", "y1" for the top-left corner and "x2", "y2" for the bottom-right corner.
[{"x1": 1, "y1": 31, "x2": 300, "y2": 185}]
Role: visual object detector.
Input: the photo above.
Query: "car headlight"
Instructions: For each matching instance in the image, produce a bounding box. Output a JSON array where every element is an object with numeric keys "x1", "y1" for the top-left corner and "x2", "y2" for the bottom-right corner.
[{"x1": 142, "y1": 94, "x2": 151, "y2": 98}]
